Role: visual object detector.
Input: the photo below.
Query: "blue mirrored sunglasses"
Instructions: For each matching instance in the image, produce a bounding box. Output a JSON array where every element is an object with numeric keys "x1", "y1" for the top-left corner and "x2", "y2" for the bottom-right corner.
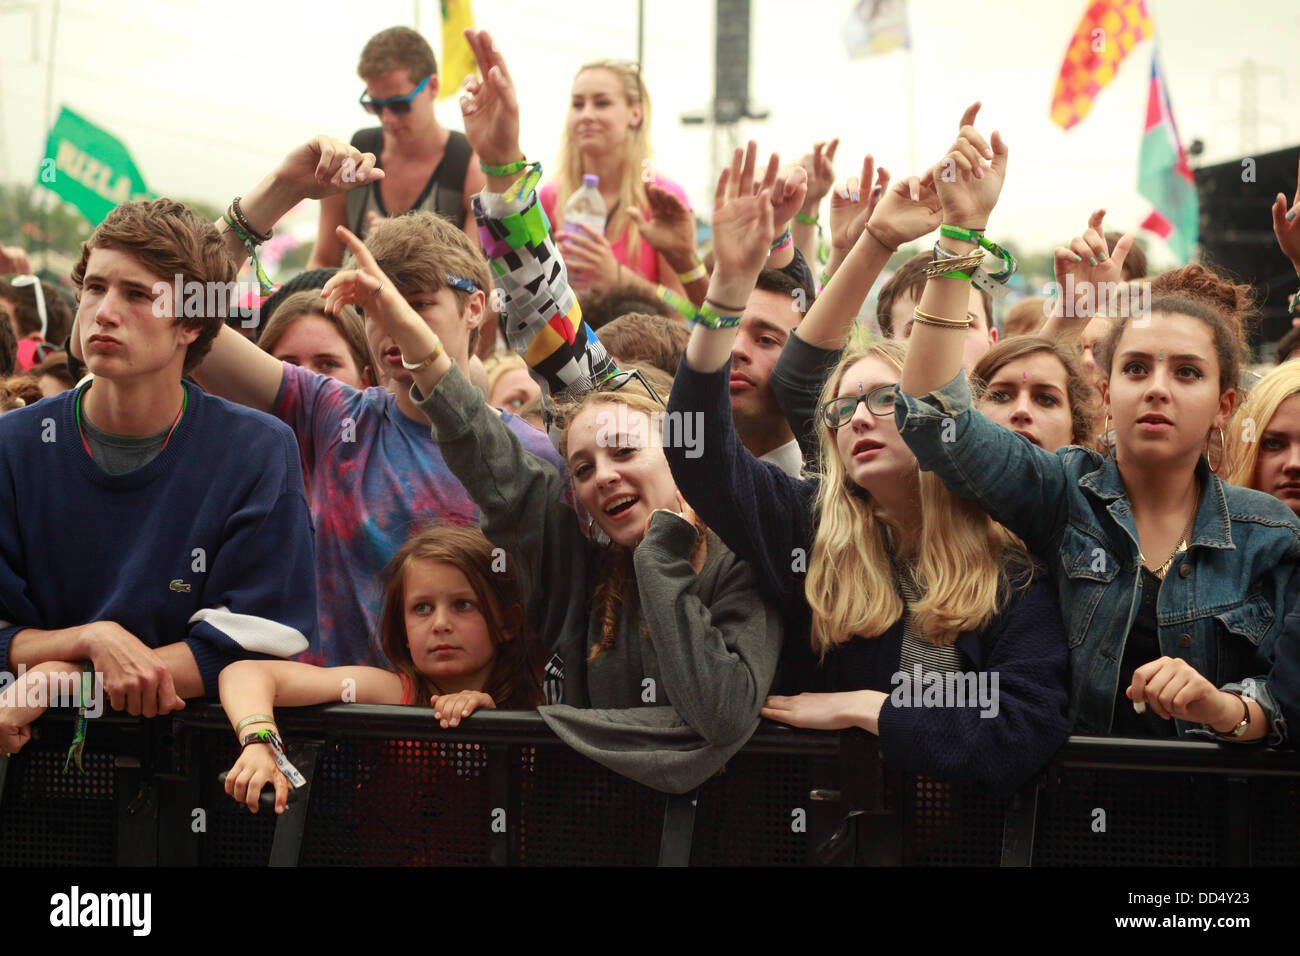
[{"x1": 360, "y1": 75, "x2": 431, "y2": 115}]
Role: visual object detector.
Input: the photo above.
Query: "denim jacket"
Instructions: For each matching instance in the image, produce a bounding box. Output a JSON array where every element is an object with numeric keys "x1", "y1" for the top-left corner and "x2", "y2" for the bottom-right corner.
[{"x1": 895, "y1": 371, "x2": 1300, "y2": 744}]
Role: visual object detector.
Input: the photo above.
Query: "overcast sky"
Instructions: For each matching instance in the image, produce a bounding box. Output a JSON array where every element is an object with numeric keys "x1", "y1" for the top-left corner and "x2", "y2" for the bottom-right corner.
[{"x1": 1, "y1": 0, "x2": 1297, "y2": 266}]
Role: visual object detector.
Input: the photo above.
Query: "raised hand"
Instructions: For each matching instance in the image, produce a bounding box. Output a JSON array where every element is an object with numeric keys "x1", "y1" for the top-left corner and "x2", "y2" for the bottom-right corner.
[
  {"x1": 761, "y1": 160, "x2": 809, "y2": 231},
  {"x1": 1051, "y1": 208, "x2": 1136, "y2": 322},
  {"x1": 321, "y1": 226, "x2": 418, "y2": 335},
  {"x1": 272, "y1": 135, "x2": 382, "y2": 201},
  {"x1": 1272, "y1": 156, "x2": 1300, "y2": 271},
  {"x1": 629, "y1": 182, "x2": 697, "y2": 270},
  {"x1": 829, "y1": 154, "x2": 891, "y2": 253},
  {"x1": 797, "y1": 139, "x2": 840, "y2": 213},
  {"x1": 459, "y1": 28, "x2": 522, "y2": 166},
  {"x1": 931, "y1": 102, "x2": 1008, "y2": 230},
  {"x1": 866, "y1": 173, "x2": 941, "y2": 252},
  {"x1": 710, "y1": 142, "x2": 776, "y2": 285}
]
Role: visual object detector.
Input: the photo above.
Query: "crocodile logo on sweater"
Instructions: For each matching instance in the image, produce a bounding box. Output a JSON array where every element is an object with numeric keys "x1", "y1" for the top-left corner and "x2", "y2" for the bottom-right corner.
[{"x1": 169, "y1": 579, "x2": 191, "y2": 593}]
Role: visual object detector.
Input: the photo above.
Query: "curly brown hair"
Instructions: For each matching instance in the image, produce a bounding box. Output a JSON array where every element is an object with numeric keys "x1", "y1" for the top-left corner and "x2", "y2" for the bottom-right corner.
[
  {"x1": 1096, "y1": 264, "x2": 1255, "y2": 393},
  {"x1": 70, "y1": 199, "x2": 233, "y2": 374}
]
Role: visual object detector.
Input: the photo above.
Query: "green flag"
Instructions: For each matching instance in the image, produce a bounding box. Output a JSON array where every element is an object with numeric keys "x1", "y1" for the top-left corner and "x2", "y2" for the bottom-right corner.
[{"x1": 37, "y1": 107, "x2": 154, "y2": 225}]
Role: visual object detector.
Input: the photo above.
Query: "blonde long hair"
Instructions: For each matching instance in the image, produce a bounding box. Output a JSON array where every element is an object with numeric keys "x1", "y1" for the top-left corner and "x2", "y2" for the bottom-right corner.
[
  {"x1": 1224, "y1": 361, "x2": 1300, "y2": 489},
  {"x1": 554, "y1": 60, "x2": 653, "y2": 268},
  {"x1": 805, "y1": 344, "x2": 1034, "y2": 656}
]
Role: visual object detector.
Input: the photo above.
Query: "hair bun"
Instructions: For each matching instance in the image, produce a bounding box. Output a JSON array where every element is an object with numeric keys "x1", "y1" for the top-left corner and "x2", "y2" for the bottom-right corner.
[{"x1": 1149, "y1": 263, "x2": 1257, "y2": 338}]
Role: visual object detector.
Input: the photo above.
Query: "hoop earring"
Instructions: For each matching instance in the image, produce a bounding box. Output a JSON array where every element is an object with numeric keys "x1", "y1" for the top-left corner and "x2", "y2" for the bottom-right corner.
[
  {"x1": 1207, "y1": 425, "x2": 1227, "y2": 474},
  {"x1": 586, "y1": 514, "x2": 610, "y2": 546},
  {"x1": 1103, "y1": 412, "x2": 1116, "y2": 461}
]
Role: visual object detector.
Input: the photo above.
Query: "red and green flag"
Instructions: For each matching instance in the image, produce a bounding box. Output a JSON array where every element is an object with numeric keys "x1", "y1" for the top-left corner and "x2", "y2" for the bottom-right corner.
[{"x1": 1137, "y1": 50, "x2": 1198, "y2": 263}]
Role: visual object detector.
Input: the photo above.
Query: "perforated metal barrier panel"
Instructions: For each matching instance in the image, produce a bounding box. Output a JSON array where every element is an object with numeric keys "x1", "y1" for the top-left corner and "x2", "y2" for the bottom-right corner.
[{"x1": 2, "y1": 708, "x2": 1297, "y2": 867}]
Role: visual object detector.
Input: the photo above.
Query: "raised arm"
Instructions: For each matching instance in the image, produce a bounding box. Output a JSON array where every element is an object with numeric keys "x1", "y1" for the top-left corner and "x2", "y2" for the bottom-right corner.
[
  {"x1": 894, "y1": 104, "x2": 1072, "y2": 555},
  {"x1": 459, "y1": 28, "x2": 615, "y2": 412},
  {"x1": 1039, "y1": 208, "x2": 1136, "y2": 343}
]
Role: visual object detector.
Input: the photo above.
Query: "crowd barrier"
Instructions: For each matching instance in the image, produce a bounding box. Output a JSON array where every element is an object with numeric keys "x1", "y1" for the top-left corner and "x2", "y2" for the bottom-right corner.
[{"x1": 2, "y1": 704, "x2": 1298, "y2": 866}]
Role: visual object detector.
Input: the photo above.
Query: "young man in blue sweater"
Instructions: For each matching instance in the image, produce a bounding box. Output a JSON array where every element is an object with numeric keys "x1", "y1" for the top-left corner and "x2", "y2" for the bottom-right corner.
[{"x1": 0, "y1": 197, "x2": 320, "y2": 755}]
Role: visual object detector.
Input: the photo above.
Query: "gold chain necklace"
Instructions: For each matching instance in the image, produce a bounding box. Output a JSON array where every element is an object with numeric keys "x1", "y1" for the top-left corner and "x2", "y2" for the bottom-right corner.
[{"x1": 1138, "y1": 482, "x2": 1200, "y2": 580}]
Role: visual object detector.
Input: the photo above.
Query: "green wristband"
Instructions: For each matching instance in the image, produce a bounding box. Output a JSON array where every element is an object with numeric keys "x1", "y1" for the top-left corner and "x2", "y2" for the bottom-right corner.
[
  {"x1": 695, "y1": 302, "x2": 743, "y2": 330},
  {"x1": 480, "y1": 158, "x2": 528, "y2": 176},
  {"x1": 794, "y1": 212, "x2": 819, "y2": 226}
]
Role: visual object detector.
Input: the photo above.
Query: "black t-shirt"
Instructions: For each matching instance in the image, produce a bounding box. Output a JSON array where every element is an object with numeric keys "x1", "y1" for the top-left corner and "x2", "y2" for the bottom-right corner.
[{"x1": 1110, "y1": 566, "x2": 1178, "y2": 738}]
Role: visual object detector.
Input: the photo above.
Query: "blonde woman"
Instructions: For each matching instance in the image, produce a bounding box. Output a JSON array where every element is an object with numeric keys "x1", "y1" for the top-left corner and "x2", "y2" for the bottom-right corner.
[
  {"x1": 1224, "y1": 361, "x2": 1300, "y2": 518},
  {"x1": 664, "y1": 141, "x2": 1069, "y2": 797},
  {"x1": 540, "y1": 60, "x2": 692, "y2": 297}
]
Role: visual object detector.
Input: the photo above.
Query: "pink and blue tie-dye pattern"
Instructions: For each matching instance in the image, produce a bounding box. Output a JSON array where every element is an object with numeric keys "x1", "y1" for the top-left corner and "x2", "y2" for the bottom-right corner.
[{"x1": 274, "y1": 362, "x2": 565, "y2": 667}]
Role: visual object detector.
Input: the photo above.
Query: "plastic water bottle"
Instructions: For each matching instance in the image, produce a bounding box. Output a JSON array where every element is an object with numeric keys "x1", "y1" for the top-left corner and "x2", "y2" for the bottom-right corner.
[
  {"x1": 563, "y1": 174, "x2": 608, "y2": 292},
  {"x1": 563, "y1": 174, "x2": 608, "y2": 237}
]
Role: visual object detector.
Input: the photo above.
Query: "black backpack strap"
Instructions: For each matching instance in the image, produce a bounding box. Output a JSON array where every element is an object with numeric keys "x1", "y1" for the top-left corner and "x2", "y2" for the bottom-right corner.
[
  {"x1": 346, "y1": 128, "x2": 383, "y2": 236},
  {"x1": 431, "y1": 130, "x2": 472, "y2": 227}
]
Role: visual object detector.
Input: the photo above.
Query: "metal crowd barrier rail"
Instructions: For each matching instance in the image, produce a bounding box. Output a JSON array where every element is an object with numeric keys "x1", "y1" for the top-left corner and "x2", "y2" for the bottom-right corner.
[{"x1": 1, "y1": 704, "x2": 1297, "y2": 866}]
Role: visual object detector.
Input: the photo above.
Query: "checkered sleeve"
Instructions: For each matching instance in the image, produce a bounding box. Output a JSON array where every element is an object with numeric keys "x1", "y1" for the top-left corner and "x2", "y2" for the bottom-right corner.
[{"x1": 474, "y1": 180, "x2": 617, "y2": 411}]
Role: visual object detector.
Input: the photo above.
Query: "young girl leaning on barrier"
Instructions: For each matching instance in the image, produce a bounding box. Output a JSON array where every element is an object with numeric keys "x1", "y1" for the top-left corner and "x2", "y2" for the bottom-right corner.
[
  {"x1": 662, "y1": 136, "x2": 1070, "y2": 799},
  {"x1": 219, "y1": 525, "x2": 539, "y2": 814},
  {"x1": 894, "y1": 104, "x2": 1300, "y2": 745},
  {"x1": 302, "y1": 29, "x2": 784, "y2": 796}
]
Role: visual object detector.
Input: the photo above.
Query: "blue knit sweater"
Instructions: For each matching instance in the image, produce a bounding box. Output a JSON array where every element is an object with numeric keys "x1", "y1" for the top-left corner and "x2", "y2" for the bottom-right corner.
[
  {"x1": 0, "y1": 381, "x2": 318, "y2": 695},
  {"x1": 665, "y1": 357, "x2": 1070, "y2": 796}
]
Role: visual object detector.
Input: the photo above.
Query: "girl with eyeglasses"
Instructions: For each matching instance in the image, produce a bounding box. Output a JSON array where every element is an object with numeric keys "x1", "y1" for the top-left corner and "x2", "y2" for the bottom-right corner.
[
  {"x1": 895, "y1": 105, "x2": 1300, "y2": 745},
  {"x1": 664, "y1": 141, "x2": 1069, "y2": 797},
  {"x1": 310, "y1": 30, "x2": 784, "y2": 796}
]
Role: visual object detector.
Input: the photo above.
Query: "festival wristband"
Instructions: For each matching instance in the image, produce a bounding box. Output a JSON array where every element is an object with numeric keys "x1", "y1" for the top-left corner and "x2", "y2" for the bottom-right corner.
[
  {"x1": 63, "y1": 661, "x2": 95, "y2": 776},
  {"x1": 235, "y1": 713, "x2": 277, "y2": 736},
  {"x1": 657, "y1": 284, "x2": 696, "y2": 321},
  {"x1": 241, "y1": 729, "x2": 307, "y2": 788},
  {"x1": 794, "y1": 211, "x2": 819, "y2": 226},
  {"x1": 676, "y1": 261, "x2": 708, "y2": 284},
  {"x1": 939, "y1": 224, "x2": 1017, "y2": 282},
  {"x1": 695, "y1": 301, "x2": 743, "y2": 330},
  {"x1": 502, "y1": 162, "x2": 543, "y2": 205},
  {"x1": 480, "y1": 158, "x2": 528, "y2": 176},
  {"x1": 769, "y1": 227, "x2": 793, "y2": 253}
]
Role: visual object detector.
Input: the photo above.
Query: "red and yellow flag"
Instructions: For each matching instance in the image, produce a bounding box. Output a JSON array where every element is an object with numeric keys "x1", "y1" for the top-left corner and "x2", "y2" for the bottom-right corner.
[{"x1": 1050, "y1": 0, "x2": 1152, "y2": 130}]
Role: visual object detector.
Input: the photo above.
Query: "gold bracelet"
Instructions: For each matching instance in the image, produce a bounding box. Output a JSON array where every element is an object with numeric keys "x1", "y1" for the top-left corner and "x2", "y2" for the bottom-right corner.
[
  {"x1": 234, "y1": 713, "x2": 277, "y2": 736},
  {"x1": 913, "y1": 307, "x2": 970, "y2": 327},
  {"x1": 400, "y1": 340, "x2": 445, "y2": 372},
  {"x1": 676, "y1": 261, "x2": 708, "y2": 284},
  {"x1": 912, "y1": 315, "x2": 971, "y2": 330}
]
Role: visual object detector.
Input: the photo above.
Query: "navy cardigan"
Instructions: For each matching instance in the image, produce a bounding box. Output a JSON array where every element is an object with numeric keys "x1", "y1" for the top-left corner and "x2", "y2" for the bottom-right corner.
[{"x1": 665, "y1": 355, "x2": 1070, "y2": 796}]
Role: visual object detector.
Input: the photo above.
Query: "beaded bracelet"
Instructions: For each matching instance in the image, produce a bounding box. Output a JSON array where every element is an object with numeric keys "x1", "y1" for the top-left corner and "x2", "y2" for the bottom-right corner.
[
  {"x1": 695, "y1": 301, "x2": 743, "y2": 330},
  {"x1": 230, "y1": 196, "x2": 272, "y2": 245}
]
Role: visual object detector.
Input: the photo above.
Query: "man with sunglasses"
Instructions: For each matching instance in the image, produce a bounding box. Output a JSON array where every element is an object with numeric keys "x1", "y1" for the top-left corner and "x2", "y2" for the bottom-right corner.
[{"x1": 308, "y1": 26, "x2": 485, "y2": 269}]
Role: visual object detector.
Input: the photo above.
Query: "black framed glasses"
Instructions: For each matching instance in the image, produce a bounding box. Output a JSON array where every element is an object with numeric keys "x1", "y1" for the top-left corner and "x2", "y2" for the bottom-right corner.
[
  {"x1": 596, "y1": 368, "x2": 665, "y2": 407},
  {"x1": 819, "y1": 384, "x2": 897, "y2": 429},
  {"x1": 360, "y1": 75, "x2": 431, "y2": 115}
]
